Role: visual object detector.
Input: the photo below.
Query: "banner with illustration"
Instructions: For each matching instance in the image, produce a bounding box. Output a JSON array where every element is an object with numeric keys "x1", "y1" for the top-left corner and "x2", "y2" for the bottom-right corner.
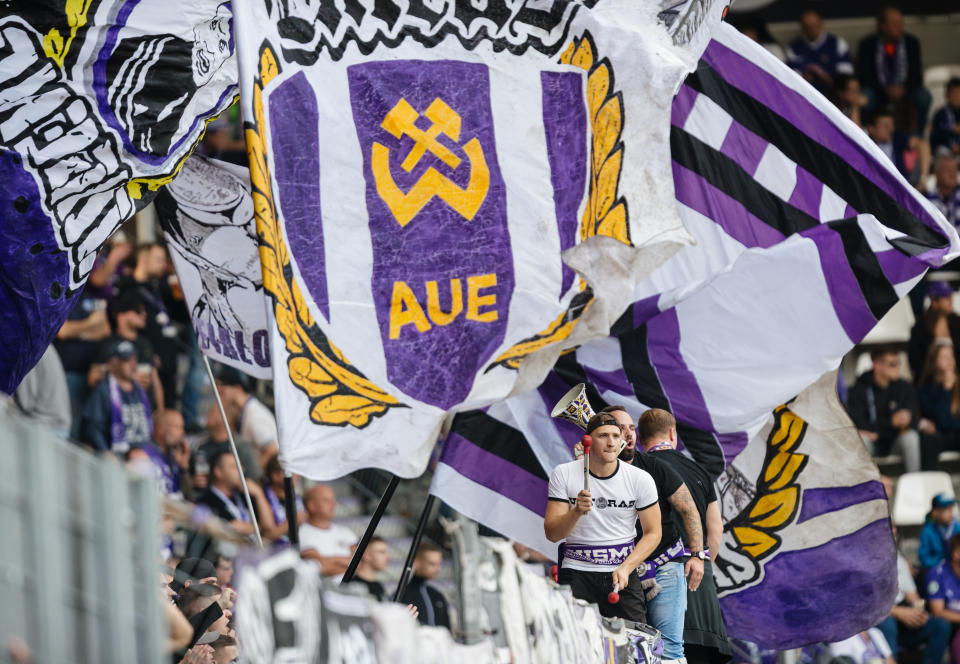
[
  {"x1": 0, "y1": 0, "x2": 237, "y2": 392},
  {"x1": 155, "y1": 156, "x2": 271, "y2": 378},
  {"x1": 430, "y1": 23, "x2": 958, "y2": 648},
  {"x1": 232, "y1": 0, "x2": 729, "y2": 479}
]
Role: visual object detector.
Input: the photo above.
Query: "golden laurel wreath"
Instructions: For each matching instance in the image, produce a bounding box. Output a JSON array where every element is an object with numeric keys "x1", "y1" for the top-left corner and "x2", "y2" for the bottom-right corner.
[
  {"x1": 727, "y1": 405, "x2": 809, "y2": 560},
  {"x1": 246, "y1": 44, "x2": 401, "y2": 428},
  {"x1": 491, "y1": 31, "x2": 630, "y2": 370}
]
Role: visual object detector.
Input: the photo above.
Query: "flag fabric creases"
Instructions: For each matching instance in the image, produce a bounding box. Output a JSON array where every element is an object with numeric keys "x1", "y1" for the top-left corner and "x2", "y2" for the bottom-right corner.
[
  {"x1": 430, "y1": 23, "x2": 959, "y2": 648},
  {"x1": 0, "y1": 0, "x2": 238, "y2": 393}
]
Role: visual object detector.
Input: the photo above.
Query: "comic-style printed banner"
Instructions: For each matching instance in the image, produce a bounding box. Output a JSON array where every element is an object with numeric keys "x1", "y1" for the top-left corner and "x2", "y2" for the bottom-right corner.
[
  {"x1": 155, "y1": 156, "x2": 271, "y2": 379},
  {"x1": 0, "y1": 0, "x2": 237, "y2": 392},
  {"x1": 233, "y1": 0, "x2": 728, "y2": 479}
]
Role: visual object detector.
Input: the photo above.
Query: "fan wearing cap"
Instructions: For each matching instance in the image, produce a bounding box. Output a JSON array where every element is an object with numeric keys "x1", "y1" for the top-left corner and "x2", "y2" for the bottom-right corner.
[
  {"x1": 79, "y1": 338, "x2": 154, "y2": 455},
  {"x1": 544, "y1": 412, "x2": 661, "y2": 622},
  {"x1": 909, "y1": 281, "x2": 960, "y2": 380},
  {"x1": 920, "y1": 494, "x2": 960, "y2": 572}
]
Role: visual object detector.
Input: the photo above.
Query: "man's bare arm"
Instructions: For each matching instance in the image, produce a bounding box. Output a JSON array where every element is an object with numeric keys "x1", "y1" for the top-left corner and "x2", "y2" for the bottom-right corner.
[
  {"x1": 668, "y1": 484, "x2": 703, "y2": 550},
  {"x1": 706, "y1": 501, "x2": 722, "y2": 562},
  {"x1": 545, "y1": 491, "x2": 590, "y2": 542}
]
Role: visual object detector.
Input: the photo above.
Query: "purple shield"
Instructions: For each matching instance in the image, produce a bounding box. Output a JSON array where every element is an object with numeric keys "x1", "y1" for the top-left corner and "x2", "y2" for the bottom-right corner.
[{"x1": 348, "y1": 60, "x2": 513, "y2": 409}]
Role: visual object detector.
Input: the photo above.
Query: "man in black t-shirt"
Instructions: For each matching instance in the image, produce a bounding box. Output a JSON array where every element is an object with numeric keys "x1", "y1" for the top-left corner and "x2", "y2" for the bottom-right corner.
[
  {"x1": 638, "y1": 408, "x2": 731, "y2": 664},
  {"x1": 399, "y1": 542, "x2": 451, "y2": 628},
  {"x1": 55, "y1": 290, "x2": 111, "y2": 438},
  {"x1": 351, "y1": 536, "x2": 389, "y2": 602},
  {"x1": 604, "y1": 406, "x2": 705, "y2": 664}
]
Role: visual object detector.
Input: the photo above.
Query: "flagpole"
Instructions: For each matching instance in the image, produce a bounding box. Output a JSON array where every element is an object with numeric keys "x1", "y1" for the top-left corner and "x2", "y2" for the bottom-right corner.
[
  {"x1": 202, "y1": 355, "x2": 264, "y2": 549},
  {"x1": 392, "y1": 493, "x2": 436, "y2": 602},
  {"x1": 341, "y1": 474, "x2": 400, "y2": 584},
  {"x1": 282, "y1": 472, "x2": 299, "y2": 549}
]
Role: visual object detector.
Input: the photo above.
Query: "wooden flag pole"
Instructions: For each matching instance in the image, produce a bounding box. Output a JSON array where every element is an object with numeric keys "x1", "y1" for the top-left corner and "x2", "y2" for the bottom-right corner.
[
  {"x1": 341, "y1": 474, "x2": 400, "y2": 584},
  {"x1": 202, "y1": 355, "x2": 264, "y2": 549},
  {"x1": 392, "y1": 493, "x2": 436, "y2": 603}
]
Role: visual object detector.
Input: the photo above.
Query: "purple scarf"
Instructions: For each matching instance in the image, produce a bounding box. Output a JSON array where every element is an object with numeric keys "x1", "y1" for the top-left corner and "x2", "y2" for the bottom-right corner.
[
  {"x1": 108, "y1": 374, "x2": 153, "y2": 453},
  {"x1": 876, "y1": 38, "x2": 908, "y2": 87}
]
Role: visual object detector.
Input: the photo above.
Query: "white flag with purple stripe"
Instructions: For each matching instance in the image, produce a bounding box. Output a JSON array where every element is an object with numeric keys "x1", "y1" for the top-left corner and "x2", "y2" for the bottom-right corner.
[{"x1": 431, "y1": 23, "x2": 959, "y2": 649}]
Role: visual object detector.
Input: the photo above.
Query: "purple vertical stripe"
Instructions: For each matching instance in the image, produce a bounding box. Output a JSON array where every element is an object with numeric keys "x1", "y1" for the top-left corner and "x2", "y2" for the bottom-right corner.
[
  {"x1": 844, "y1": 204, "x2": 859, "y2": 218},
  {"x1": 717, "y1": 431, "x2": 749, "y2": 461},
  {"x1": 632, "y1": 295, "x2": 661, "y2": 329},
  {"x1": 440, "y1": 431, "x2": 549, "y2": 516},
  {"x1": 671, "y1": 83, "x2": 698, "y2": 128},
  {"x1": 799, "y1": 224, "x2": 878, "y2": 342},
  {"x1": 541, "y1": 71, "x2": 587, "y2": 297},
  {"x1": 702, "y1": 39, "x2": 940, "y2": 235},
  {"x1": 583, "y1": 365, "x2": 635, "y2": 402},
  {"x1": 787, "y1": 167, "x2": 824, "y2": 221},
  {"x1": 646, "y1": 309, "x2": 714, "y2": 432},
  {"x1": 673, "y1": 162, "x2": 785, "y2": 249},
  {"x1": 268, "y1": 72, "x2": 328, "y2": 321},
  {"x1": 798, "y1": 480, "x2": 887, "y2": 524}
]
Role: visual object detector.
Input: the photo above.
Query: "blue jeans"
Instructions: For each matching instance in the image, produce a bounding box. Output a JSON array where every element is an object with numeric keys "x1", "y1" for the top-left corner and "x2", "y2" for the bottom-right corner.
[
  {"x1": 876, "y1": 613, "x2": 950, "y2": 664},
  {"x1": 646, "y1": 561, "x2": 687, "y2": 660}
]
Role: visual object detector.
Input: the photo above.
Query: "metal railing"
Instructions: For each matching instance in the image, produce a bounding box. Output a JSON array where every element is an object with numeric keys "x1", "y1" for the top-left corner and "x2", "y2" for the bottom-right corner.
[{"x1": 0, "y1": 403, "x2": 164, "y2": 664}]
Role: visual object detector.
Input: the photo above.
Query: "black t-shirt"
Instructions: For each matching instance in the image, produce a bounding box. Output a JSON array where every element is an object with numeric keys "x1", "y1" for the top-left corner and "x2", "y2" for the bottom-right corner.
[
  {"x1": 633, "y1": 453, "x2": 684, "y2": 559},
  {"x1": 354, "y1": 577, "x2": 387, "y2": 602},
  {"x1": 115, "y1": 278, "x2": 179, "y2": 374},
  {"x1": 649, "y1": 448, "x2": 717, "y2": 546},
  {"x1": 55, "y1": 291, "x2": 109, "y2": 373}
]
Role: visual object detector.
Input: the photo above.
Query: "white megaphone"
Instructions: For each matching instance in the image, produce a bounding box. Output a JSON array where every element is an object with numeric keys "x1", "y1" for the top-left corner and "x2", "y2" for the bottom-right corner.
[{"x1": 550, "y1": 383, "x2": 595, "y2": 430}]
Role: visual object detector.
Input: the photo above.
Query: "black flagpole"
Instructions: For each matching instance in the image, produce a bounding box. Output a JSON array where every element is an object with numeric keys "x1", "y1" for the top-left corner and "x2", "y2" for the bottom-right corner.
[
  {"x1": 392, "y1": 493, "x2": 436, "y2": 602},
  {"x1": 283, "y1": 473, "x2": 300, "y2": 549},
  {"x1": 341, "y1": 474, "x2": 400, "y2": 584}
]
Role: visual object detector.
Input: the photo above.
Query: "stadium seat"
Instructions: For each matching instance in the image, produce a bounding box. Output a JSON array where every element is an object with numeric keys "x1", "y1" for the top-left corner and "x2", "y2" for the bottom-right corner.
[{"x1": 892, "y1": 471, "x2": 955, "y2": 526}]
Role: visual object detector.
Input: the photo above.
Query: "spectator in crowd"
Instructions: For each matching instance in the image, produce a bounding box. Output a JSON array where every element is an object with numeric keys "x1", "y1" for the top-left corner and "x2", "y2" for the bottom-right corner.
[
  {"x1": 79, "y1": 339, "x2": 153, "y2": 455},
  {"x1": 178, "y1": 583, "x2": 233, "y2": 641},
  {"x1": 846, "y1": 346, "x2": 938, "y2": 473},
  {"x1": 214, "y1": 367, "x2": 278, "y2": 468},
  {"x1": 94, "y1": 289, "x2": 164, "y2": 409},
  {"x1": 731, "y1": 14, "x2": 785, "y2": 62},
  {"x1": 211, "y1": 634, "x2": 238, "y2": 664},
  {"x1": 833, "y1": 74, "x2": 869, "y2": 128},
  {"x1": 196, "y1": 450, "x2": 259, "y2": 538},
  {"x1": 909, "y1": 282, "x2": 960, "y2": 379},
  {"x1": 12, "y1": 345, "x2": 71, "y2": 438},
  {"x1": 215, "y1": 554, "x2": 233, "y2": 590},
  {"x1": 117, "y1": 243, "x2": 181, "y2": 406},
  {"x1": 262, "y1": 454, "x2": 304, "y2": 543},
  {"x1": 857, "y1": 7, "x2": 931, "y2": 136},
  {"x1": 299, "y1": 485, "x2": 358, "y2": 576},
  {"x1": 636, "y1": 409, "x2": 730, "y2": 664},
  {"x1": 918, "y1": 342, "x2": 960, "y2": 451},
  {"x1": 171, "y1": 557, "x2": 217, "y2": 597},
  {"x1": 877, "y1": 526, "x2": 951, "y2": 664},
  {"x1": 351, "y1": 536, "x2": 390, "y2": 602},
  {"x1": 86, "y1": 235, "x2": 132, "y2": 300},
  {"x1": 786, "y1": 10, "x2": 854, "y2": 95},
  {"x1": 926, "y1": 533, "x2": 960, "y2": 661},
  {"x1": 828, "y1": 629, "x2": 895, "y2": 664},
  {"x1": 920, "y1": 494, "x2": 960, "y2": 573},
  {"x1": 925, "y1": 151, "x2": 960, "y2": 231},
  {"x1": 930, "y1": 78, "x2": 960, "y2": 157},
  {"x1": 400, "y1": 542, "x2": 451, "y2": 629},
  {"x1": 132, "y1": 409, "x2": 191, "y2": 497},
  {"x1": 192, "y1": 405, "x2": 261, "y2": 491},
  {"x1": 865, "y1": 109, "x2": 929, "y2": 188},
  {"x1": 55, "y1": 287, "x2": 111, "y2": 438}
]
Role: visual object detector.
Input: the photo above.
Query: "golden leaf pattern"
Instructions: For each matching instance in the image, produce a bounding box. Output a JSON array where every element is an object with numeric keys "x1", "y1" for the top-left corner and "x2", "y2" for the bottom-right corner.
[
  {"x1": 488, "y1": 31, "x2": 631, "y2": 371},
  {"x1": 245, "y1": 43, "x2": 401, "y2": 428},
  {"x1": 725, "y1": 405, "x2": 809, "y2": 560}
]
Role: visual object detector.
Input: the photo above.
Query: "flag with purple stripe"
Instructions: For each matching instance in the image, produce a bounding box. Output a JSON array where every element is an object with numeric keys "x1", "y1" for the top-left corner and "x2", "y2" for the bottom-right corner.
[{"x1": 430, "y1": 24, "x2": 958, "y2": 649}]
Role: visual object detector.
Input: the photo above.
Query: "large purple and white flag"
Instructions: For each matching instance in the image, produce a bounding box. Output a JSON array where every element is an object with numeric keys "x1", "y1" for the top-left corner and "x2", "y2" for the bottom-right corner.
[
  {"x1": 0, "y1": 0, "x2": 237, "y2": 392},
  {"x1": 154, "y1": 156, "x2": 272, "y2": 379},
  {"x1": 431, "y1": 23, "x2": 959, "y2": 648},
  {"x1": 232, "y1": 0, "x2": 729, "y2": 479}
]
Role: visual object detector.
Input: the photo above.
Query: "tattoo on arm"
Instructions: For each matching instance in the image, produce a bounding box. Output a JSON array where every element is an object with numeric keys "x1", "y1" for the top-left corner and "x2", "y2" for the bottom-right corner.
[{"x1": 669, "y1": 484, "x2": 704, "y2": 551}]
